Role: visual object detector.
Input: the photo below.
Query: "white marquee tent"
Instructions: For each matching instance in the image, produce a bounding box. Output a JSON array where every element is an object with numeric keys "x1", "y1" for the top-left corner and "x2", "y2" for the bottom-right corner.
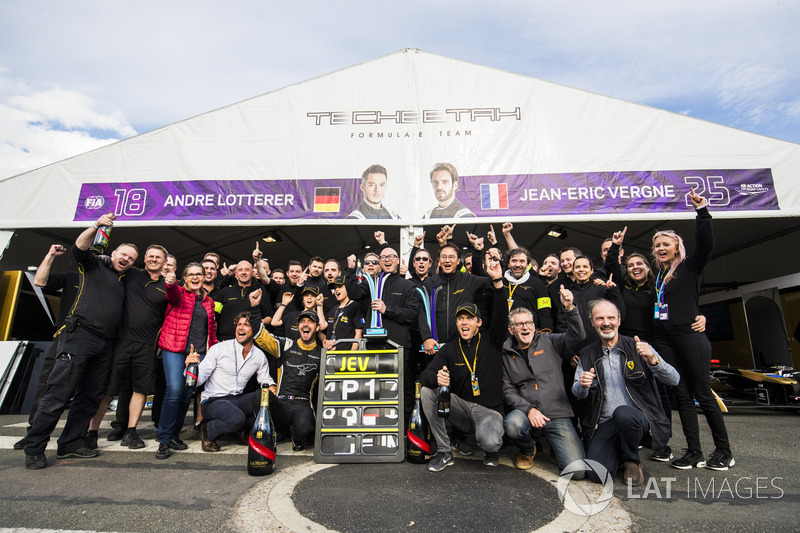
[{"x1": 1, "y1": 48, "x2": 799, "y2": 288}]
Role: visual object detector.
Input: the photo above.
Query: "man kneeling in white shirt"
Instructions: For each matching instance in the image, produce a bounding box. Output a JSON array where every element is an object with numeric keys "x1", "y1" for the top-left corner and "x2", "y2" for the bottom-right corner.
[{"x1": 185, "y1": 312, "x2": 275, "y2": 452}]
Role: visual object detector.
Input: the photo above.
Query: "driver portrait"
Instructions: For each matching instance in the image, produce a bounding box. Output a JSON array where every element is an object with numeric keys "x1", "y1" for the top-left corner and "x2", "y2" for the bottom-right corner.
[
  {"x1": 422, "y1": 162, "x2": 475, "y2": 219},
  {"x1": 345, "y1": 164, "x2": 400, "y2": 220}
]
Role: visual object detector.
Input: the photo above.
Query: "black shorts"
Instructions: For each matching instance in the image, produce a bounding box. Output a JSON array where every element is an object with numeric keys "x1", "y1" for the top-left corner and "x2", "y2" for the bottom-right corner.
[{"x1": 106, "y1": 339, "x2": 157, "y2": 395}]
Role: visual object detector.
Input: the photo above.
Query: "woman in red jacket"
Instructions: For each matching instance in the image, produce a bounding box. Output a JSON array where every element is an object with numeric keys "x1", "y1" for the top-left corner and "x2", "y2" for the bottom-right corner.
[{"x1": 155, "y1": 262, "x2": 217, "y2": 460}]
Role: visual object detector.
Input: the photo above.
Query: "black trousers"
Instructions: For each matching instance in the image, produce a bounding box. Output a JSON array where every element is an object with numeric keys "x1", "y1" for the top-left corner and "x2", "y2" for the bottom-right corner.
[
  {"x1": 653, "y1": 330, "x2": 729, "y2": 451},
  {"x1": 270, "y1": 394, "x2": 315, "y2": 442},
  {"x1": 24, "y1": 328, "x2": 113, "y2": 456}
]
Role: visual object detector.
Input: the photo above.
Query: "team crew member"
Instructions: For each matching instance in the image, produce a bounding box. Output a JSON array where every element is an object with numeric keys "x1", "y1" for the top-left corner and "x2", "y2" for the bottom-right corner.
[
  {"x1": 420, "y1": 258, "x2": 508, "y2": 472},
  {"x1": 651, "y1": 189, "x2": 734, "y2": 471},
  {"x1": 253, "y1": 307, "x2": 322, "y2": 452},
  {"x1": 500, "y1": 247, "x2": 554, "y2": 332},
  {"x1": 272, "y1": 286, "x2": 327, "y2": 340},
  {"x1": 322, "y1": 275, "x2": 364, "y2": 351},
  {"x1": 24, "y1": 213, "x2": 138, "y2": 470},
  {"x1": 213, "y1": 260, "x2": 272, "y2": 340},
  {"x1": 156, "y1": 262, "x2": 218, "y2": 460},
  {"x1": 423, "y1": 242, "x2": 492, "y2": 349},
  {"x1": 189, "y1": 313, "x2": 275, "y2": 453},
  {"x1": 502, "y1": 287, "x2": 587, "y2": 474},
  {"x1": 573, "y1": 299, "x2": 679, "y2": 485},
  {"x1": 88, "y1": 244, "x2": 169, "y2": 449},
  {"x1": 14, "y1": 245, "x2": 80, "y2": 451}
]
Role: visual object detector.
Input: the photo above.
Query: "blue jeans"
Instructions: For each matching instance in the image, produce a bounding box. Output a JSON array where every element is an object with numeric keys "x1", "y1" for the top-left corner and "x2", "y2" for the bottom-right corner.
[
  {"x1": 504, "y1": 409, "x2": 585, "y2": 477},
  {"x1": 158, "y1": 350, "x2": 202, "y2": 444}
]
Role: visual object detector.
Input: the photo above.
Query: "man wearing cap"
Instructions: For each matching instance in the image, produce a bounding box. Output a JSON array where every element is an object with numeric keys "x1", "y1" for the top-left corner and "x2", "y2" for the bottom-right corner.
[
  {"x1": 322, "y1": 275, "x2": 365, "y2": 351},
  {"x1": 252, "y1": 301, "x2": 323, "y2": 452},
  {"x1": 271, "y1": 285, "x2": 326, "y2": 341},
  {"x1": 419, "y1": 257, "x2": 509, "y2": 471}
]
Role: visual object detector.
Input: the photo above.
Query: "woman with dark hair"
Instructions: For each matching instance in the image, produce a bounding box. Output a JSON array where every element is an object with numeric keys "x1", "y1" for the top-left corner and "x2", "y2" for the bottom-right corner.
[
  {"x1": 649, "y1": 189, "x2": 733, "y2": 471},
  {"x1": 155, "y1": 262, "x2": 218, "y2": 460}
]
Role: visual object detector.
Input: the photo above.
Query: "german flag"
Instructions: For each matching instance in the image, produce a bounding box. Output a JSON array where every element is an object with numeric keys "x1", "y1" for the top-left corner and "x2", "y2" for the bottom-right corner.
[{"x1": 314, "y1": 187, "x2": 341, "y2": 212}]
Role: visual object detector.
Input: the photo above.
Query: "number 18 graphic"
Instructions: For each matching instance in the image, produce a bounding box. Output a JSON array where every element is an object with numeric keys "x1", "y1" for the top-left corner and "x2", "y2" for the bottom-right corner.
[{"x1": 114, "y1": 188, "x2": 148, "y2": 216}]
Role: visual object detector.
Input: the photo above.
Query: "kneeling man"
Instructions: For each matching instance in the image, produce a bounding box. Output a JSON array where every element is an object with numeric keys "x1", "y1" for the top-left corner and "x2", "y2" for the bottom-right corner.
[
  {"x1": 186, "y1": 313, "x2": 275, "y2": 453},
  {"x1": 572, "y1": 299, "x2": 679, "y2": 486},
  {"x1": 420, "y1": 258, "x2": 508, "y2": 472},
  {"x1": 502, "y1": 284, "x2": 586, "y2": 475}
]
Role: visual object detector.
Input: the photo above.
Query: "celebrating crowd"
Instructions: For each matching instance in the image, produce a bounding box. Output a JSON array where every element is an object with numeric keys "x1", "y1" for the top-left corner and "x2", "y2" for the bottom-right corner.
[{"x1": 16, "y1": 188, "x2": 734, "y2": 487}]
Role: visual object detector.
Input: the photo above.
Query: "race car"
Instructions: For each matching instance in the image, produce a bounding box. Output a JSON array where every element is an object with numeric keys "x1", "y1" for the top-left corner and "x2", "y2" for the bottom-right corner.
[{"x1": 711, "y1": 363, "x2": 800, "y2": 409}]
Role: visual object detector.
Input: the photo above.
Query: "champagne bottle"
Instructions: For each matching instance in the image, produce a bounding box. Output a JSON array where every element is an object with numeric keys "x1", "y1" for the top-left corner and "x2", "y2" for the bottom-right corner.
[
  {"x1": 184, "y1": 345, "x2": 199, "y2": 390},
  {"x1": 89, "y1": 213, "x2": 113, "y2": 255},
  {"x1": 248, "y1": 388, "x2": 276, "y2": 476},
  {"x1": 406, "y1": 382, "x2": 432, "y2": 463},
  {"x1": 437, "y1": 370, "x2": 450, "y2": 418}
]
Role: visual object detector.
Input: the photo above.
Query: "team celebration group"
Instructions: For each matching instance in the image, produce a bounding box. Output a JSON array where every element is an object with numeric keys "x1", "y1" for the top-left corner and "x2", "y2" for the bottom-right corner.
[{"x1": 16, "y1": 188, "x2": 734, "y2": 487}]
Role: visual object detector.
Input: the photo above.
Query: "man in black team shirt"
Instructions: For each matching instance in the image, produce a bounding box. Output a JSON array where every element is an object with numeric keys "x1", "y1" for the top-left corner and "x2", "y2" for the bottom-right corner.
[
  {"x1": 420, "y1": 258, "x2": 508, "y2": 472},
  {"x1": 345, "y1": 164, "x2": 399, "y2": 220},
  {"x1": 422, "y1": 162, "x2": 475, "y2": 219},
  {"x1": 24, "y1": 213, "x2": 138, "y2": 470},
  {"x1": 214, "y1": 260, "x2": 272, "y2": 339},
  {"x1": 14, "y1": 245, "x2": 80, "y2": 451},
  {"x1": 87, "y1": 244, "x2": 170, "y2": 449},
  {"x1": 253, "y1": 309, "x2": 322, "y2": 452}
]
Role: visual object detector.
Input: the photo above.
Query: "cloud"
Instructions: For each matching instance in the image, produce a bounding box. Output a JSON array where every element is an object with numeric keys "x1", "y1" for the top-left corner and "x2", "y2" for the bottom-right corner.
[{"x1": 0, "y1": 70, "x2": 136, "y2": 180}]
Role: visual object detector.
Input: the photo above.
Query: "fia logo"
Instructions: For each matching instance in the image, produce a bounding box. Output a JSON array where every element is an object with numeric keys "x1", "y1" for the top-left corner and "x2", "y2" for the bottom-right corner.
[{"x1": 84, "y1": 196, "x2": 105, "y2": 209}]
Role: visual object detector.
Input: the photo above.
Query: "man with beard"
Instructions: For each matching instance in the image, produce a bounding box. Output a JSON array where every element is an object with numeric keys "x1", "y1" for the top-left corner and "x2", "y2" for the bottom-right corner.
[
  {"x1": 186, "y1": 313, "x2": 276, "y2": 453},
  {"x1": 252, "y1": 307, "x2": 323, "y2": 452},
  {"x1": 422, "y1": 162, "x2": 475, "y2": 219},
  {"x1": 501, "y1": 287, "x2": 586, "y2": 474},
  {"x1": 573, "y1": 299, "x2": 679, "y2": 486},
  {"x1": 24, "y1": 213, "x2": 138, "y2": 470},
  {"x1": 500, "y1": 247, "x2": 554, "y2": 333}
]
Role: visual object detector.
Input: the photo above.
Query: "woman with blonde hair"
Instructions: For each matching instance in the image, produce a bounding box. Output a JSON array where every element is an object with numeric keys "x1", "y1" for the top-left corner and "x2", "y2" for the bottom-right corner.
[{"x1": 650, "y1": 189, "x2": 733, "y2": 471}]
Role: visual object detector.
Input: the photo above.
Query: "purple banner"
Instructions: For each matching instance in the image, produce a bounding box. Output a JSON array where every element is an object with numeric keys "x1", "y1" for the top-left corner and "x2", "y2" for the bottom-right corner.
[
  {"x1": 74, "y1": 179, "x2": 361, "y2": 222},
  {"x1": 459, "y1": 168, "x2": 779, "y2": 216}
]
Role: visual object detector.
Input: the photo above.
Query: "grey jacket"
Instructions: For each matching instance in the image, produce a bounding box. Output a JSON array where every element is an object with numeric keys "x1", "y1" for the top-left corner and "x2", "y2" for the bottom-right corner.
[{"x1": 501, "y1": 306, "x2": 585, "y2": 419}]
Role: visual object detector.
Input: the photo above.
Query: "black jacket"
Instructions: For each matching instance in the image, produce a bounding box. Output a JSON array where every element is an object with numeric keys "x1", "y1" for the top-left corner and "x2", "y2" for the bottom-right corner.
[
  {"x1": 420, "y1": 287, "x2": 508, "y2": 413},
  {"x1": 423, "y1": 270, "x2": 492, "y2": 343},
  {"x1": 576, "y1": 336, "x2": 676, "y2": 450}
]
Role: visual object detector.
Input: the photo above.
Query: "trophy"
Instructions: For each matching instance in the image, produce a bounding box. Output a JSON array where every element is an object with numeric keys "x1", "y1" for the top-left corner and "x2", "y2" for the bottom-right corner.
[
  {"x1": 416, "y1": 286, "x2": 442, "y2": 351},
  {"x1": 364, "y1": 271, "x2": 388, "y2": 338}
]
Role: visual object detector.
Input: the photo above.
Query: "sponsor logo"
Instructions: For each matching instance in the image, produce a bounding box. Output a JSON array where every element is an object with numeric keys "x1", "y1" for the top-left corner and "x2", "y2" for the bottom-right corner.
[
  {"x1": 84, "y1": 196, "x2": 105, "y2": 210},
  {"x1": 307, "y1": 107, "x2": 521, "y2": 126},
  {"x1": 735, "y1": 183, "x2": 771, "y2": 196}
]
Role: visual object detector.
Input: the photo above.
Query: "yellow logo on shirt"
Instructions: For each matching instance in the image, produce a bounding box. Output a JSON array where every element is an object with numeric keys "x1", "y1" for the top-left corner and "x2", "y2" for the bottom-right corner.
[{"x1": 627, "y1": 361, "x2": 635, "y2": 370}]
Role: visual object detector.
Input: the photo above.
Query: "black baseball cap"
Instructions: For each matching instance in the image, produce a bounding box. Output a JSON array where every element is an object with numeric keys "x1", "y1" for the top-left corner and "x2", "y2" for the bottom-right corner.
[
  {"x1": 328, "y1": 275, "x2": 346, "y2": 288},
  {"x1": 300, "y1": 285, "x2": 320, "y2": 296},
  {"x1": 297, "y1": 309, "x2": 319, "y2": 323},
  {"x1": 455, "y1": 302, "x2": 481, "y2": 319}
]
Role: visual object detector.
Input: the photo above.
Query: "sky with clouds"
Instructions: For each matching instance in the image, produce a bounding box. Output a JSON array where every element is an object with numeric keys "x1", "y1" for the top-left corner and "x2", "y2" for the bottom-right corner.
[{"x1": 1, "y1": 0, "x2": 798, "y2": 180}]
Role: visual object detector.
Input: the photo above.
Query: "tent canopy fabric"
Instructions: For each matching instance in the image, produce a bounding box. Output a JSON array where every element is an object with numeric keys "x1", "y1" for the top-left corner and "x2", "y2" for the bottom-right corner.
[{"x1": 1, "y1": 49, "x2": 798, "y2": 288}]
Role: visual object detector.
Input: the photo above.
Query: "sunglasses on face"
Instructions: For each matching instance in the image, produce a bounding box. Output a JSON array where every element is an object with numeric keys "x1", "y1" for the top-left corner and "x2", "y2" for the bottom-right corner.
[{"x1": 363, "y1": 260, "x2": 379, "y2": 266}]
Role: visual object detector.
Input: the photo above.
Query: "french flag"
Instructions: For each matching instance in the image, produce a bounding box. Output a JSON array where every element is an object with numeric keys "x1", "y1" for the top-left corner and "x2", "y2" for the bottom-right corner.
[{"x1": 480, "y1": 183, "x2": 509, "y2": 210}]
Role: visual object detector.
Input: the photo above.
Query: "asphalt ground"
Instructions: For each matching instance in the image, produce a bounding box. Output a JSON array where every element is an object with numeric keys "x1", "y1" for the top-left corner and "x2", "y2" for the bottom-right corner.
[{"x1": 0, "y1": 406, "x2": 797, "y2": 532}]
